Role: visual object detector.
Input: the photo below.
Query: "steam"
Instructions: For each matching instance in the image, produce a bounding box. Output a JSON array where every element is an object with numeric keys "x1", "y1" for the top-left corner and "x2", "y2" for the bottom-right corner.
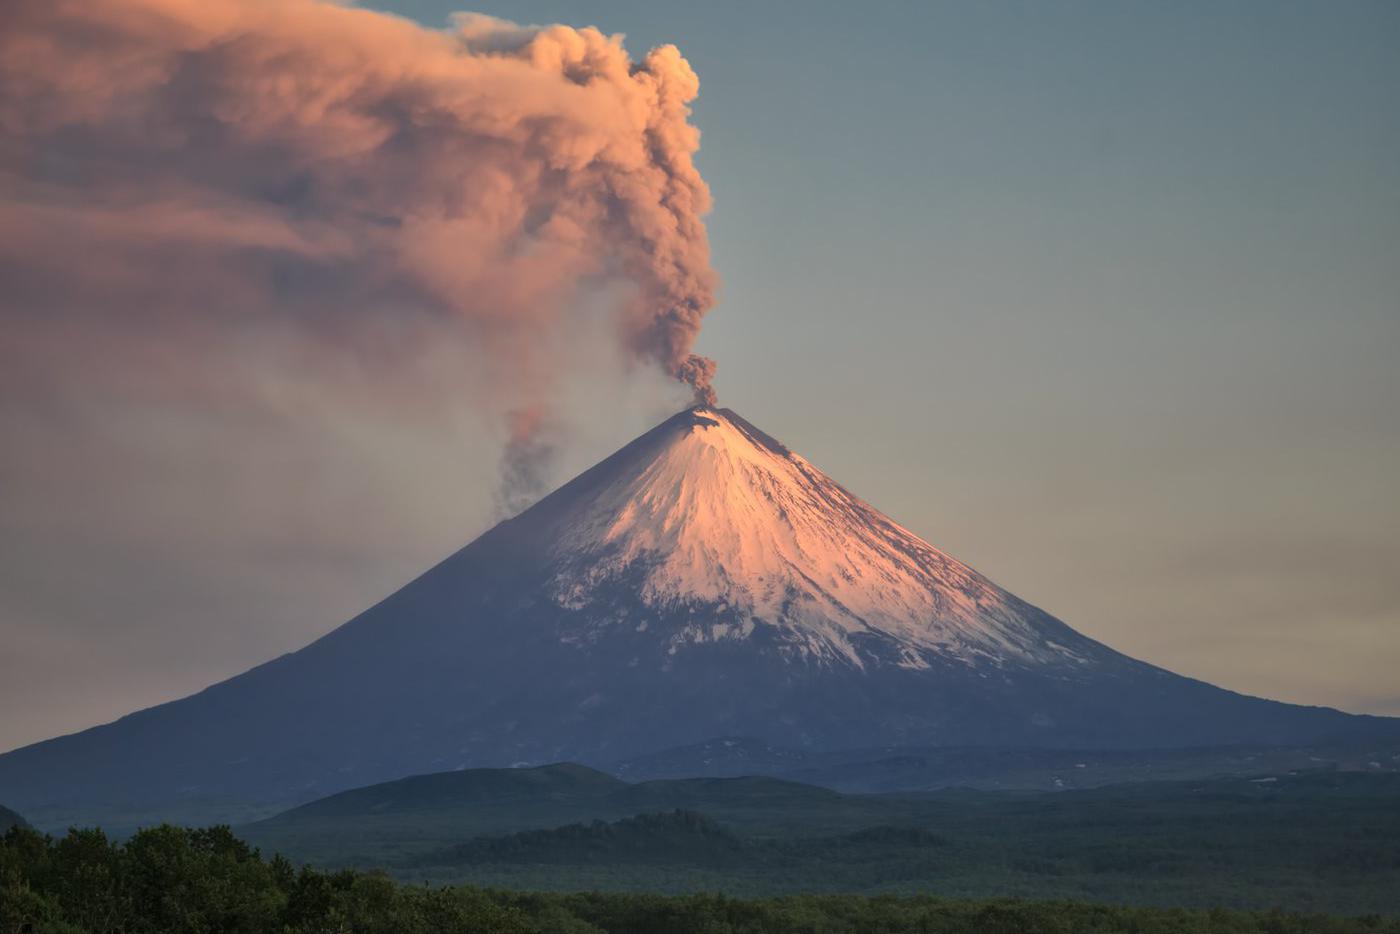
[
  {"x1": 495, "y1": 406, "x2": 562, "y2": 518},
  {"x1": 0, "y1": 0, "x2": 720, "y2": 452}
]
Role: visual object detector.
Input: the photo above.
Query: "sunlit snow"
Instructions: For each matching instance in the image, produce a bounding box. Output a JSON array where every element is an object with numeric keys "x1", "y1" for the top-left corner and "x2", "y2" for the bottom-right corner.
[{"x1": 532, "y1": 407, "x2": 1088, "y2": 669}]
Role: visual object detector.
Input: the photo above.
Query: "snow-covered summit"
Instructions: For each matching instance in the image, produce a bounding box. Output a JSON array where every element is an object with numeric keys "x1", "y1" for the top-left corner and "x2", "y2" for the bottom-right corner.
[{"x1": 499, "y1": 406, "x2": 1088, "y2": 669}]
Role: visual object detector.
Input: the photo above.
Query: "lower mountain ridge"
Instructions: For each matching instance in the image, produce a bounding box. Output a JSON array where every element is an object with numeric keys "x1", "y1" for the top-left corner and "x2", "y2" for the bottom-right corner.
[
  {"x1": 1, "y1": 406, "x2": 1395, "y2": 824},
  {"x1": 235, "y1": 763, "x2": 1400, "y2": 912},
  {"x1": 0, "y1": 804, "x2": 26, "y2": 832}
]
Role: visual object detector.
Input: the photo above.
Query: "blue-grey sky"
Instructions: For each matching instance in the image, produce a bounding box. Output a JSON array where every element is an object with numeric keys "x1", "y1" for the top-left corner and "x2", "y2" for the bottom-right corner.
[{"x1": 1, "y1": 0, "x2": 1396, "y2": 751}]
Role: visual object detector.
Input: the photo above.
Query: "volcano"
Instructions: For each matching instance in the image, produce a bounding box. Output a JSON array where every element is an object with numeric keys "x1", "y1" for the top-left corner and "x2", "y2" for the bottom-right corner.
[{"x1": 1, "y1": 406, "x2": 1393, "y2": 820}]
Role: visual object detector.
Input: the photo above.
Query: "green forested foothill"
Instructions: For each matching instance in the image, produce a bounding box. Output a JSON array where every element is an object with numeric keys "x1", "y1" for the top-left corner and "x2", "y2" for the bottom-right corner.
[
  {"x1": 3, "y1": 824, "x2": 1399, "y2": 934},
  {"x1": 240, "y1": 771, "x2": 1400, "y2": 914}
]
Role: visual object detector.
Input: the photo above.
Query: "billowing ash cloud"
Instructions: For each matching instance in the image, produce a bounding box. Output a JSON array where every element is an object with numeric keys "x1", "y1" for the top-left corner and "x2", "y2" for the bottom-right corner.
[{"x1": 0, "y1": 0, "x2": 720, "y2": 421}]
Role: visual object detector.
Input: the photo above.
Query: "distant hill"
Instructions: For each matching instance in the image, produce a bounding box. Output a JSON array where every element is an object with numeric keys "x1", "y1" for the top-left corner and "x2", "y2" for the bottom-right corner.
[
  {"x1": 282, "y1": 762, "x2": 626, "y2": 820},
  {"x1": 240, "y1": 767, "x2": 1400, "y2": 913},
  {"x1": 1, "y1": 804, "x2": 27, "y2": 831},
  {"x1": 428, "y1": 810, "x2": 742, "y2": 867},
  {"x1": 610, "y1": 735, "x2": 1400, "y2": 793},
  {"x1": 244, "y1": 763, "x2": 851, "y2": 863},
  {"x1": 422, "y1": 810, "x2": 952, "y2": 872}
]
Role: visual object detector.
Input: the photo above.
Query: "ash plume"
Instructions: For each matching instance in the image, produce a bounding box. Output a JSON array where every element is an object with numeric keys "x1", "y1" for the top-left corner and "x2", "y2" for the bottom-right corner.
[
  {"x1": 495, "y1": 407, "x2": 562, "y2": 518},
  {"x1": 0, "y1": 0, "x2": 720, "y2": 436}
]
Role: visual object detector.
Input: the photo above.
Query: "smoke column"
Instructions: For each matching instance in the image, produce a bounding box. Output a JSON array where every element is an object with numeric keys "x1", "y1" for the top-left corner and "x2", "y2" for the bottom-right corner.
[{"x1": 0, "y1": 0, "x2": 720, "y2": 434}]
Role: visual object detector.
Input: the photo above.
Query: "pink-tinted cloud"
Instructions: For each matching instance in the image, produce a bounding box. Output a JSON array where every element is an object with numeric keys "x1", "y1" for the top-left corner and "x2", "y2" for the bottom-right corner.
[{"x1": 0, "y1": 0, "x2": 719, "y2": 412}]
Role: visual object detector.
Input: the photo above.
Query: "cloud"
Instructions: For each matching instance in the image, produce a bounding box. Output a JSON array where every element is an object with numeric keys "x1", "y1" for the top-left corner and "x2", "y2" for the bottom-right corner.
[{"x1": 0, "y1": 0, "x2": 720, "y2": 416}]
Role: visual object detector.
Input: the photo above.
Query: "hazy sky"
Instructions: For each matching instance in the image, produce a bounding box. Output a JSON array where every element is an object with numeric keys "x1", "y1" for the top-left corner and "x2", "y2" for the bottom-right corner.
[{"x1": 3, "y1": 0, "x2": 1397, "y2": 752}]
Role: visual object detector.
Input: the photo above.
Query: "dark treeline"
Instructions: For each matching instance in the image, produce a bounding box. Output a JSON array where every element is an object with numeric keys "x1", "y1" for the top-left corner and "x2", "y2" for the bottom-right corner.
[
  {"x1": 4, "y1": 824, "x2": 1398, "y2": 934},
  {"x1": 433, "y1": 810, "x2": 743, "y2": 867}
]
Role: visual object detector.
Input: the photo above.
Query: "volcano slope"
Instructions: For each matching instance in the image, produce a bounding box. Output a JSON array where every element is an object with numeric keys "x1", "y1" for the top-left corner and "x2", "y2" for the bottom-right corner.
[{"x1": 1, "y1": 406, "x2": 1394, "y2": 823}]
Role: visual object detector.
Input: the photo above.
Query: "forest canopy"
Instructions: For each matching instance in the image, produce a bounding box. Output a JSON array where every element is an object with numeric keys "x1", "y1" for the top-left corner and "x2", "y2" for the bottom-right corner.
[{"x1": 3, "y1": 824, "x2": 1399, "y2": 934}]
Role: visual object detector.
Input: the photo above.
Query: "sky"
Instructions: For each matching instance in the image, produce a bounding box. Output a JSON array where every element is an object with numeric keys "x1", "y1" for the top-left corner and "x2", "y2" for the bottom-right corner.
[{"x1": 2, "y1": 0, "x2": 1397, "y2": 752}]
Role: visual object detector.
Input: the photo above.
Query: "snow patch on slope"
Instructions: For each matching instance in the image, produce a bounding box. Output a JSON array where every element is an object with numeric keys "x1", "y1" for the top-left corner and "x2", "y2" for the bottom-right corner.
[{"x1": 538, "y1": 408, "x2": 1089, "y2": 669}]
